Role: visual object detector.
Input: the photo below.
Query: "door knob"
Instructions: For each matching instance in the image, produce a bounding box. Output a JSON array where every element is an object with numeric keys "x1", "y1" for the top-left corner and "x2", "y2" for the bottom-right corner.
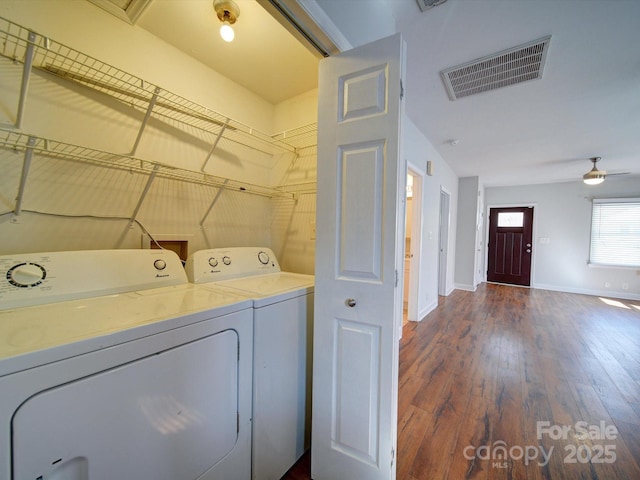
[{"x1": 345, "y1": 298, "x2": 357, "y2": 307}]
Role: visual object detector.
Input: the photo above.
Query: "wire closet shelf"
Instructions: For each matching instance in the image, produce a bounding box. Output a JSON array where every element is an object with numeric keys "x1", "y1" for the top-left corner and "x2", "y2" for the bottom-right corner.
[
  {"x1": 0, "y1": 129, "x2": 296, "y2": 199},
  {"x1": 0, "y1": 15, "x2": 317, "y2": 197}
]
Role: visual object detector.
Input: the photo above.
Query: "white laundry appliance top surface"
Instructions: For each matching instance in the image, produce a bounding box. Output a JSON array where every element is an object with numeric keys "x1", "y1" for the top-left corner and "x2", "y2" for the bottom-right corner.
[
  {"x1": 0, "y1": 250, "x2": 253, "y2": 376},
  {"x1": 0, "y1": 284, "x2": 252, "y2": 373},
  {"x1": 209, "y1": 272, "x2": 314, "y2": 306},
  {"x1": 186, "y1": 247, "x2": 314, "y2": 306}
]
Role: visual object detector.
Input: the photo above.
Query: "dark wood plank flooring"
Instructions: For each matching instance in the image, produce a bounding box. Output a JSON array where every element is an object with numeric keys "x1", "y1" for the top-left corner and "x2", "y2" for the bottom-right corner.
[{"x1": 283, "y1": 283, "x2": 640, "y2": 479}]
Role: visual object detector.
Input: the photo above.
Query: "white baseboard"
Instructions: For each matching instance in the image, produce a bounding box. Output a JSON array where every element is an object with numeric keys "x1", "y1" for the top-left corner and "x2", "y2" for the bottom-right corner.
[
  {"x1": 416, "y1": 300, "x2": 438, "y2": 321},
  {"x1": 533, "y1": 283, "x2": 640, "y2": 301},
  {"x1": 454, "y1": 283, "x2": 477, "y2": 292}
]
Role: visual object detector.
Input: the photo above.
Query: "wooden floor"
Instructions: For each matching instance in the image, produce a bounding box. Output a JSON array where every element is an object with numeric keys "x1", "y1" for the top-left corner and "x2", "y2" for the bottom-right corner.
[{"x1": 283, "y1": 283, "x2": 640, "y2": 479}]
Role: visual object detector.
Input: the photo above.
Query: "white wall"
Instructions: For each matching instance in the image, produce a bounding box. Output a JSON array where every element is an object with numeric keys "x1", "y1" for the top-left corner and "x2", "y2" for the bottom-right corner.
[
  {"x1": 403, "y1": 117, "x2": 459, "y2": 320},
  {"x1": 273, "y1": 89, "x2": 318, "y2": 134},
  {"x1": 314, "y1": 0, "x2": 396, "y2": 48},
  {"x1": 270, "y1": 90, "x2": 318, "y2": 274},
  {"x1": 269, "y1": 140, "x2": 317, "y2": 275},
  {"x1": 454, "y1": 176, "x2": 480, "y2": 291},
  {"x1": 485, "y1": 177, "x2": 640, "y2": 300}
]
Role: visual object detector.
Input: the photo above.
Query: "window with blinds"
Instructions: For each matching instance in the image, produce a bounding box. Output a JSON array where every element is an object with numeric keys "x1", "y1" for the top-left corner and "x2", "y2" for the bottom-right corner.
[{"x1": 590, "y1": 198, "x2": 640, "y2": 267}]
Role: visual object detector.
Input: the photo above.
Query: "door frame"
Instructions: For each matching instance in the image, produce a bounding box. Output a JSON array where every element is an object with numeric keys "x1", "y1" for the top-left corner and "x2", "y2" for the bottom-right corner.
[
  {"x1": 405, "y1": 165, "x2": 423, "y2": 322},
  {"x1": 484, "y1": 203, "x2": 537, "y2": 286},
  {"x1": 438, "y1": 187, "x2": 451, "y2": 296}
]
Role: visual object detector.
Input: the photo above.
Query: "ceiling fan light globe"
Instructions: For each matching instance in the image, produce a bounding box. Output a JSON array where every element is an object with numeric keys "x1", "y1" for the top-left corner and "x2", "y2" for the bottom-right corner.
[
  {"x1": 583, "y1": 173, "x2": 605, "y2": 185},
  {"x1": 583, "y1": 157, "x2": 606, "y2": 185}
]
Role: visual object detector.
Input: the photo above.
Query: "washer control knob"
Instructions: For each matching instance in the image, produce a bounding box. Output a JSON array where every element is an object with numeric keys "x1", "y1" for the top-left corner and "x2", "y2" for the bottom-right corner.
[
  {"x1": 257, "y1": 251, "x2": 270, "y2": 265},
  {"x1": 208, "y1": 257, "x2": 219, "y2": 268},
  {"x1": 154, "y1": 259, "x2": 167, "y2": 271},
  {"x1": 7, "y1": 262, "x2": 47, "y2": 287},
  {"x1": 222, "y1": 256, "x2": 231, "y2": 266}
]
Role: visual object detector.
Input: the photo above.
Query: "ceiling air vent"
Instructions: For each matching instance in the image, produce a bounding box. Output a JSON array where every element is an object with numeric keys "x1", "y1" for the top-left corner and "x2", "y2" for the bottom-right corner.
[
  {"x1": 440, "y1": 36, "x2": 551, "y2": 100},
  {"x1": 416, "y1": 0, "x2": 448, "y2": 12},
  {"x1": 88, "y1": 0, "x2": 152, "y2": 24}
]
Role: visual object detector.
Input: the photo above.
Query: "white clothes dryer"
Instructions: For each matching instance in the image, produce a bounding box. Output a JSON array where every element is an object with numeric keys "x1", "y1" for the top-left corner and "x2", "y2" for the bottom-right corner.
[
  {"x1": 0, "y1": 249, "x2": 253, "y2": 480},
  {"x1": 186, "y1": 247, "x2": 314, "y2": 480}
]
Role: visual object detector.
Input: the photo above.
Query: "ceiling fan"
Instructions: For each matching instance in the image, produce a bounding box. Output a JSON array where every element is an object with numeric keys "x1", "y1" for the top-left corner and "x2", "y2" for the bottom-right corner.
[{"x1": 583, "y1": 157, "x2": 629, "y2": 185}]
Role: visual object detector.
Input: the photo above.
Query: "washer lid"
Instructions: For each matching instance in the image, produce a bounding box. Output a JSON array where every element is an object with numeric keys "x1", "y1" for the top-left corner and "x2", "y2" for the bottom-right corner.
[
  {"x1": 208, "y1": 272, "x2": 314, "y2": 306},
  {"x1": 215, "y1": 272, "x2": 314, "y2": 296},
  {"x1": 0, "y1": 284, "x2": 252, "y2": 376}
]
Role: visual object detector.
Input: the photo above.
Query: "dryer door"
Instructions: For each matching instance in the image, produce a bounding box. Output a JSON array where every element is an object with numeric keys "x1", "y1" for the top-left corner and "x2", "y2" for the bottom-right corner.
[{"x1": 13, "y1": 330, "x2": 239, "y2": 480}]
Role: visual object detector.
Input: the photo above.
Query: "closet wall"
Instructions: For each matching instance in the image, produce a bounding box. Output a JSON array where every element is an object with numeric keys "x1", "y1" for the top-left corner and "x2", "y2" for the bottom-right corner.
[
  {"x1": 0, "y1": 0, "x2": 317, "y2": 269},
  {"x1": 270, "y1": 90, "x2": 318, "y2": 274}
]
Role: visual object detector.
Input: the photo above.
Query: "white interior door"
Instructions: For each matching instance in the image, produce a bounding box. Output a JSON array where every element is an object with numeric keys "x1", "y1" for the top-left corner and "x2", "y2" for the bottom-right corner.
[{"x1": 312, "y1": 33, "x2": 405, "y2": 480}]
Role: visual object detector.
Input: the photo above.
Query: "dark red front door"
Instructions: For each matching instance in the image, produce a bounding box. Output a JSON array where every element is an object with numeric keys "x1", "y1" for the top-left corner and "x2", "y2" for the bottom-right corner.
[{"x1": 487, "y1": 207, "x2": 533, "y2": 286}]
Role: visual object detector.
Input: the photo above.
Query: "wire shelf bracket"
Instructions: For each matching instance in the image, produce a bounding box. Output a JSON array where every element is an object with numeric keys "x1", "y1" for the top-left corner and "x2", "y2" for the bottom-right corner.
[
  {"x1": 128, "y1": 163, "x2": 160, "y2": 229},
  {"x1": 15, "y1": 31, "x2": 36, "y2": 129},
  {"x1": 200, "y1": 178, "x2": 230, "y2": 227},
  {"x1": 11, "y1": 135, "x2": 36, "y2": 223},
  {"x1": 130, "y1": 86, "x2": 161, "y2": 157},
  {"x1": 201, "y1": 119, "x2": 229, "y2": 172}
]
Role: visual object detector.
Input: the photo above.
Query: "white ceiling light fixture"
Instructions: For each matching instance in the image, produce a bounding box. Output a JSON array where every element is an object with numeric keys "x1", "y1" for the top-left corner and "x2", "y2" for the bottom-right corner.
[
  {"x1": 213, "y1": 0, "x2": 240, "y2": 42},
  {"x1": 582, "y1": 157, "x2": 630, "y2": 185},
  {"x1": 583, "y1": 157, "x2": 606, "y2": 185}
]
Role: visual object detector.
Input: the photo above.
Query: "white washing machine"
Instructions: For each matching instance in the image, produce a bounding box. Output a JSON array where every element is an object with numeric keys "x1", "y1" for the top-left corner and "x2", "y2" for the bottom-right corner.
[
  {"x1": 186, "y1": 247, "x2": 314, "y2": 480},
  {"x1": 0, "y1": 249, "x2": 254, "y2": 480}
]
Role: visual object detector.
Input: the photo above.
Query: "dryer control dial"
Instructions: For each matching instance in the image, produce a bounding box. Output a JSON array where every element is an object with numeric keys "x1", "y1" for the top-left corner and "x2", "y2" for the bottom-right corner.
[
  {"x1": 257, "y1": 251, "x2": 270, "y2": 265},
  {"x1": 153, "y1": 259, "x2": 167, "y2": 271},
  {"x1": 222, "y1": 256, "x2": 231, "y2": 266},
  {"x1": 208, "y1": 257, "x2": 219, "y2": 268},
  {"x1": 7, "y1": 262, "x2": 47, "y2": 288}
]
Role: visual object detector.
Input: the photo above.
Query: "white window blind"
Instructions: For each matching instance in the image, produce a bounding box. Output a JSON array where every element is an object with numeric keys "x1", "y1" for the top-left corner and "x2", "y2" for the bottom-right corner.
[{"x1": 590, "y1": 198, "x2": 640, "y2": 267}]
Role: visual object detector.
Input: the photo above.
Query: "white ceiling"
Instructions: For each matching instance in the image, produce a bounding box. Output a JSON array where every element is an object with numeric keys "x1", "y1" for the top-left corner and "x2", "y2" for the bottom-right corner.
[
  {"x1": 135, "y1": 0, "x2": 319, "y2": 105},
  {"x1": 132, "y1": 0, "x2": 640, "y2": 187},
  {"x1": 393, "y1": 0, "x2": 640, "y2": 187}
]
